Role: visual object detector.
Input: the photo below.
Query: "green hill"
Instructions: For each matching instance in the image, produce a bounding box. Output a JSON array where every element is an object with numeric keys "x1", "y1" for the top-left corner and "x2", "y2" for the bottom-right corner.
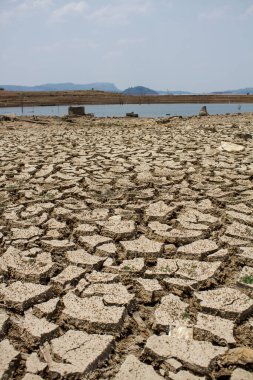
[{"x1": 122, "y1": 86, "x2": 158, "y2": 95}]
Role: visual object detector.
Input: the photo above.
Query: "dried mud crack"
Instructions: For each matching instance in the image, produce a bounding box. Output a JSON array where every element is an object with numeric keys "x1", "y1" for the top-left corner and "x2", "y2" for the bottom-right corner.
[{"x1": 0, "y1": 113, "x2": 253, "y2": 379}]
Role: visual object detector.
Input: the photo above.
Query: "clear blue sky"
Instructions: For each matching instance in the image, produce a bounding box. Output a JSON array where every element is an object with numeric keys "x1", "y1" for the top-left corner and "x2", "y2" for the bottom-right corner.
[{"x1": 0, "y1": 0, "x2": 252, "y2": 92}]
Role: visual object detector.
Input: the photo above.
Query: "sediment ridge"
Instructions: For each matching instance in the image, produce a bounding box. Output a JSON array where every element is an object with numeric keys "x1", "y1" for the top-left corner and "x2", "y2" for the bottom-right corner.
[{"x1": 1, "y1": 90, "x2": 253, "y2": 108}]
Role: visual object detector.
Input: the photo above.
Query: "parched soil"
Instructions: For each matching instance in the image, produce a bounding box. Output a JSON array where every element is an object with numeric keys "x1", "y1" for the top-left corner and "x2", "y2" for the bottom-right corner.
[
  {"x1": 0, "y1": 113, "x2": 253, "y2": 379},
  {"x1": 1, "y1": 90, "x2": 253, "y2": 107}
]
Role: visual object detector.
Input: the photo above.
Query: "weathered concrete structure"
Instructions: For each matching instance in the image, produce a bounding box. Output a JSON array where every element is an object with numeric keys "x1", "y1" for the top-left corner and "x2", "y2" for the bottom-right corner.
[{"x1": 68, "y1": 106, "x2": 85, "y2": 116}]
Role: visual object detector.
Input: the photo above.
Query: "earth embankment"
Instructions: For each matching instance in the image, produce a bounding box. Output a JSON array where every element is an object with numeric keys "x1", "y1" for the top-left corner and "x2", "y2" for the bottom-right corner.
[{"x1": 1, "y1": 89, "x2": 253, "y2": 107}]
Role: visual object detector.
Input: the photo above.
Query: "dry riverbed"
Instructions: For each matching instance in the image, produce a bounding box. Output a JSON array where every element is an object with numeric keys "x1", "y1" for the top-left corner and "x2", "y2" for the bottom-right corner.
[{"x1": 0, "y1": 113, "x2": 253, "y2": 379}]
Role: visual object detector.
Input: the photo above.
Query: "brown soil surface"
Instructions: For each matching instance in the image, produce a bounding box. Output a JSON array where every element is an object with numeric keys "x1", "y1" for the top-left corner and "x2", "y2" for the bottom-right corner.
[
  {"x1": 0, "y1": 90, "x2": 253, "y2": 107},
  {"x1": 0, "y1": 113, "x2": 253, "y2": 379}
]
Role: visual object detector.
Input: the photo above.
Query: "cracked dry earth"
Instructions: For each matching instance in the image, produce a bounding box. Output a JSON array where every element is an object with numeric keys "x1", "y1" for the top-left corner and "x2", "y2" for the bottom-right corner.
[{"x1": 0, "y1": 113, "x2": 253, "y2": 380}]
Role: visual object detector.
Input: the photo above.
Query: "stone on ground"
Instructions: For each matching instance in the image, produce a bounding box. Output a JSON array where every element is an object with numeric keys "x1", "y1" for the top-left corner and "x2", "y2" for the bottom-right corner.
[
  {"x1": 33, "y1": 297, "x2": 60, "y2": 319},
  {"x1": 144, "y1": 335, "x2": 227, "y2": 374},
  {"x1": 0, "y1": 339, "x2": 20, "y2": 379},
  {"x1": 11, "y1": 312, "x2": 59, "y2": 346},
  {"x1": 0, "y1": 310, "x2": 9, "y2": 339},
  {"x1": 177, "y1": 239, "x2": 218, "y2": 259},
  {"x1": 194, "y1": 313, "x2": 235, "y2": 344},
  {"x1": 0, "y1": 282, "x2": 53, "y2": 312},
  {"x1": 120, "y1": 235, "x2": 164, "y2": 259},
  {"x1": 219, "y1": 141, "x2": 245, "y2": 152},
  {"x1": 49, "y1": 330, "x2": 114, "y2": 377},
  {"x1": 153, "y1": 294, "x2": 190, "y2": 332},
  {"x1": 230, "y1": 368, "x2": 253, "y2": 380},
  {"x1": 113, "y1": 354, "x2": 163, "y2": 380},
  {"x1": 66, "y1": 249, "x2": 106, "y2": 270},
  {"x1": 81, "y1": 283, "x2": 134, "y2": 307},
  {"x1": 136, "y1": 278, "x2": 163, "y2": 302},
  {"x1": 61, "y1": 292, "x2": 126, "y2": 334},
  {"x1": 195, "y1": 287, "x2": 253, "y2": 320}
]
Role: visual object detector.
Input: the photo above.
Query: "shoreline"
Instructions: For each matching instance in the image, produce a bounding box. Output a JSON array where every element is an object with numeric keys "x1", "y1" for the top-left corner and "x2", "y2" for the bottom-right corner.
[
  {"x1": 1, "y1": 112, "x2": 253, "y2": 122},
  {"x1": 1, "y1": 89, "x2": 253, "y2": 108}
]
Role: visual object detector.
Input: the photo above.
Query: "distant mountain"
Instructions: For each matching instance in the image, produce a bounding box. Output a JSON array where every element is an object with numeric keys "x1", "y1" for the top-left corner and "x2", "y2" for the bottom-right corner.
[
  {"x1": 210, "y1": 87, "x2": 253, "y2": 95},
  {"x1": 158, "y1": 90, "x2": 193, "y2": 95},
  {"x1": 1, "y1": 83, "x2": 253, "y2": 95},
  {"x1": 122, "y1": 86, "x2": 158, "y2": 95},
  {"x1": 0, "y1": 82, "x2": 121, "y2": 93}
]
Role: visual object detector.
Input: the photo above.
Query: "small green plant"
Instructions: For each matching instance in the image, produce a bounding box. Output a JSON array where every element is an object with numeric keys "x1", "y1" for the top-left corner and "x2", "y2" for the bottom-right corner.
[
  {"x1": 182, "y1": 310, "x2": 190, "y2": 320},
  {"x1": 242, "y1": 275, "x2": 253, "y2": 285},
  {"x1": 160, "y1": 266, "x2": 171, "y2": 273},
  {"x1": 43, "y1": 192, "x2": 55, "y2": 200},
  {"x1": 5, "y1": 185, "x2": 19, "y2": 191},
  {"x1": 187, "y1": 263, "x2": 198, "y2": 275},
  {"x1": 123, "y1": 265, "x2": 131, "y2": 271},
  {"x1": 0, "y1": 202, "x2": 6, "y2": 209}
]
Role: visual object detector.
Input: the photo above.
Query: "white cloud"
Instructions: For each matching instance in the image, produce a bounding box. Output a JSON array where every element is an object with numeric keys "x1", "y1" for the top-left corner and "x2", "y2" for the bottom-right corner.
[
  {"x1": 0, "y1": 0, "x2": 53, "y2": 24},
  {"x1": 36, "y1": 38, "x2": 98, "y2": 52},
  {"x1": 159, "y1": 0, "x2": 174, "y2": 10},
  {"x1": 17, "y1": 0, "x2": 53, "y2": 11},
  {"x1": 199, "y1": 6, "x2": 230, "y2": 21},
  {"x1": 1, "y1": 0, "x2": 151, "y2": 25},
  {"x1": 116, "y1": 37, "x2": 145, "y2": 47},
  {"x1": 244, "y1": 4, "x2": 253, "y2": 16},
  {"x1": 89, "y1": 1, "x2": 152, "y2": 25},
  {"x1": 50, "y1": 1, "x2": 88, "y2": 22},
  {"x1": 0, "y1": 10, "x2": 12, "y2": 25}
]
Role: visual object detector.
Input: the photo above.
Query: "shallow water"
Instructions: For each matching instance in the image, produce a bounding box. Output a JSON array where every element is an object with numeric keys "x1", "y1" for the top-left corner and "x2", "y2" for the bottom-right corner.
[{"x1": 1, "y1": 103, "x2": 253, "y2": 117}]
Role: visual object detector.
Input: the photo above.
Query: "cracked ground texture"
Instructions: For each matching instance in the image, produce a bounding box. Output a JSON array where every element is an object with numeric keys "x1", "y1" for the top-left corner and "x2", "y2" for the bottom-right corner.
[{"x1": 0, "y1": 113, "x2": 253, "y2": 380}]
